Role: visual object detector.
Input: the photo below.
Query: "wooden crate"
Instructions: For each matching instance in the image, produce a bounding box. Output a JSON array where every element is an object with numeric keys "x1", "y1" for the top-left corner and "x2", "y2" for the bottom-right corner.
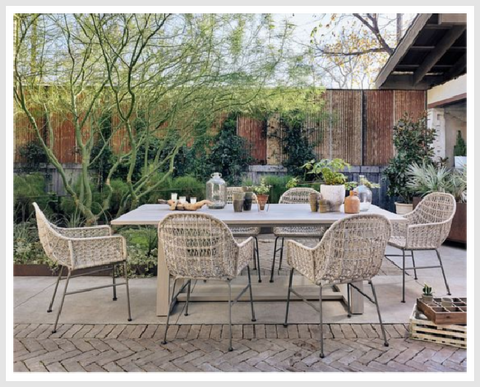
[
  {"x1": 409, "y1": 306, "x2": 467, "y2": 348},
  {"x1": 416, "y1": 297, "x2": 467, "y2": 325}
]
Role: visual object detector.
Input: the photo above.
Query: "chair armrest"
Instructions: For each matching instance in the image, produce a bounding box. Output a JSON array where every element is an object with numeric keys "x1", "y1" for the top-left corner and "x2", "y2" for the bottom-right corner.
[
  {"x1": 236, "y1": 237, "x2": 254, "y2": 275},
  {"x1": 54, "y1": 225, "x2": 112, "y2": 238},
  {"x1": 405, "y1": 220, "x2": 452, "y2": 249},
  {"x1": 286, "y1": 240, "x2": 316, "y2": 284},
  {"x1": 69, "y1": 235, "x2": 126, "y2": 270}
]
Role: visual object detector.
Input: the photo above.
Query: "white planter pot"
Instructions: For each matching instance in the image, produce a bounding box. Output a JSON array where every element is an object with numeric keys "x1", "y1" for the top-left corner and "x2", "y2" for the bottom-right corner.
[
  {"x1": 455, "y1": 156, "x2": 467, "y2": 169},
  {"x1": 395, "y1": 202, "x2": 413, "y2": 215},
  {"x1": 320, "y1": 184, "x2": 345, "y2": 212}
]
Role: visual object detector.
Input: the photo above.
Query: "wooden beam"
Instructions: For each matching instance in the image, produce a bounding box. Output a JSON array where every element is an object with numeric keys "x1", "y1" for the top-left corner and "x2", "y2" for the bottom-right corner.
[
  {"x1": 375, "y1": 14, "x2": 432, "y2": 89},
  {"x1": 397, "y1": 64, "x2": 453, "y2": 69},
  {"x1": 378, "y1": 74, "x2": 444, "y2": 90},
  {"x1": 445, "y1": 53, "x2": 467, "y2": 80},
  {"x1": 410, "y1": 46, "x2": 466, "y2": 51},
  {"x1": 413, "y1": 26, "x2": 466, "y2": 85},
  {"x1": 438, "y1": 14, "x2": 467, "y2": 25},
  {"x1": 428, "y1": 93, "x2": 466, "y2": 109}
]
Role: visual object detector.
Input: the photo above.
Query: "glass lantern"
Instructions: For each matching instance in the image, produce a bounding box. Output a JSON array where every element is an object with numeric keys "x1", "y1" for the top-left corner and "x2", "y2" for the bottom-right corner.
[
  {"x1": 206, "y1": 172, "x2": 227, "y2": 209},
  {"x1": 353, "y1": 175, "x2": 373, "y2": 211}
]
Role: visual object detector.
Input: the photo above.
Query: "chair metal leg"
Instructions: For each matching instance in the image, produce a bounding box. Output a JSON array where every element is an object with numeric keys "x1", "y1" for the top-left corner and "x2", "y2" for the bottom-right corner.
[
  {"x1": 347, "y1": 283, "x2": 352, "y2": 318},
  {"x1": 369, "y1": 280, "x2": 389, "y2": 347},
  {"x1": 278, "y1": 237, "x2": 285, "y2": 272},
  {"x1": 47, "y1": 265, "x2": 64, "y2": 313},
  {"x1": 402, "y1": 249, "x2": 406, "y2": 303},
  {"x1": 318, "y1": 284, "x2": 324, "y2": 358},
  {"x1": 184, "y1": 280, "x2": 191, "y2": 316},
  {"x1": 252, "y1": 238, "x2": 257, "y2": 271},
  {"x1": 112, "y1": 264, "x2": 118, "y2": 301},
  {"x1": 284, "y1": 268, "x2": 294, "y2": 327},
  {"x1": 270, "y1": 237, "x2": 279, "y2": 283},
  {"x1": 52, "y1": 269, "x2": 71, "y2": 334},
  {"x1": 435, "y1": 249, "x2": 451, "y2": 295},
  {"x1": 162, "y1": 278, "x2": 178, "y2": 345},
  {"x1": 227, "y1": 280, "x2": 233, "y2": 351},
  {"x1": 123, "y1": 261, "x2": 132, "y2": 321},
  {"x1": 410, "y1": 250, "x2": 418, "y2": 280},
  {"x1": 247, "y1": 266, "x2": 256, "y2": 322},
  {"x1": 255, "y1": 237, "x2": 262, "y2": 283}
]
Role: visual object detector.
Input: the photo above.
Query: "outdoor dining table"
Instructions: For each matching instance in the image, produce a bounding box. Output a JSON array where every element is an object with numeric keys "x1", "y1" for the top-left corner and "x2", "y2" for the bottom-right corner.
[{"x1": 111, "y1": 203, "x2": 407, "y2": 316}]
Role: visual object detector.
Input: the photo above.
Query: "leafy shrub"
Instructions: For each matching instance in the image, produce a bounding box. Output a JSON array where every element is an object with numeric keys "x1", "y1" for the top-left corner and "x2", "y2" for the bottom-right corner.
[
  {"x1": 453, "y1": 130, "x2": 466, "y2": 157},
  {"x1": 383, "y1": 114, "x2": 436, "y2": 203},
  {"x1": 14, "y1": 173, "x2": 52, "y2": 223},
  {"x1": 205, "y1": 113, "x2": 252, "y2": 185},
  {"x1": 13, "y1": 221, "x2": 50, "y2": 266},
  {"x1": 262, "y1": 175, "x2": 293, "y2": 203},
  {"x1": 279, "y1": 115, "x2": 316, "y2": 176},
  {"x1": 119, "y1": 227, "x2": 158, "y2": 277},
  {"x1": 17, "y1": 141, "x2": 47, "y2": 173}
]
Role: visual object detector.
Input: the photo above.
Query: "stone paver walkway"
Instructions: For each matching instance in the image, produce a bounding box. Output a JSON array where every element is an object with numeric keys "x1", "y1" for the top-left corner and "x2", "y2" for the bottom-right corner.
[{"x1": 14, "y1": 323, "x2": 466, "y2": 372}]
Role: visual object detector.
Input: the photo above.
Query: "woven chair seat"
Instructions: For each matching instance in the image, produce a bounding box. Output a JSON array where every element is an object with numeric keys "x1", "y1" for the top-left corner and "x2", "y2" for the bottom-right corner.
[
  {"x1": 388, "y1": 235, "x2": 407, "y2": 249},
  {"x1": 230, "y1": 226, "x2": 261, "y2": 237},
  {"x1": 273, "y1": 226, "x2": 326, "y2": 238}
]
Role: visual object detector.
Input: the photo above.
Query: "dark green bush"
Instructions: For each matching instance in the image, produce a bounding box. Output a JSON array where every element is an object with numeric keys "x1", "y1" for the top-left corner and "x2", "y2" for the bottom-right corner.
[{"x1": 14, "y1": 173, "x2": 52, "y2": 223}]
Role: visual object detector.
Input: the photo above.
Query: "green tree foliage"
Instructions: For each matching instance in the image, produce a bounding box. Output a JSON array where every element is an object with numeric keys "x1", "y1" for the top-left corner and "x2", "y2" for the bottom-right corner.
[
  {"x1": 453, "y1": 130, "x2": 467, "y2": 157},
  {"x1": 14, "y1": 13, "x2": 296, "y2": 223}
]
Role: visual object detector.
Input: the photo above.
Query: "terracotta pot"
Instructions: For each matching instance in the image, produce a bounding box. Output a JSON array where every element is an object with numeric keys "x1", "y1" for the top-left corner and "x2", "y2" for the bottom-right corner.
[
  {"x1": 320, "y1": 184, "x2": 345, "y2": 212},
  {"x1": 256, "y1": 194, "x2": 269, "y2": 211},
  {"x1": 344, "y1": 191, "x2": 360, "y2": 214},
  {"x1": 395, "y1": 202, "x2": 413, "y2": 215}
]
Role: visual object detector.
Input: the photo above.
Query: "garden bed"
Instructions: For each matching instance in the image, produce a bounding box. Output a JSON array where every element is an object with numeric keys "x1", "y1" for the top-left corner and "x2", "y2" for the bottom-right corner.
[{"x1": 13, "y1": 264, "x2": 155, "y2": 277}]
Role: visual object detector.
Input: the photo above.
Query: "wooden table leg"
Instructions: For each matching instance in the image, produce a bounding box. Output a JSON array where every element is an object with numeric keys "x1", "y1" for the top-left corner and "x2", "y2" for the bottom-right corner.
[{"x1": 156, "y1": 237, "x2": 170, "y2": 316}]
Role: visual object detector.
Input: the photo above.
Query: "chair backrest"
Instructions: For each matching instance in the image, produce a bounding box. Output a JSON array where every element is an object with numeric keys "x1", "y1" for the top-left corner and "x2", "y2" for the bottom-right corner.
[
  {"x1": 32, "y1": 202, "x2": 72, "y2": 268},
  {"x1": 409, "y1": 192, "x2": 457, "y2": 225},
  {"x1": 279, "y1": 187, "x2": 319, "y2": 204},
  {"x1": 314, "y1": 214, "x2": 392, "y2": 284},
  {"x1": 158, "y1": 212, "x2": 239, "y2": 279},
  {"x1": 226, "y1": 187, "x2": 257, "y2": 204}
]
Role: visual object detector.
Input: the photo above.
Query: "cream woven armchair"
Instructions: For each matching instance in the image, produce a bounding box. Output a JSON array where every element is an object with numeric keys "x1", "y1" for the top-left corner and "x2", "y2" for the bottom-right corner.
[
  {"x1": 284, "y1": 214, "x2": 392, "y2": 358},
  {"x1": 158, "y1": 212, "x2": 256, "y2": 351},
  {"x1": 385, "y1": 192, "x2": 456, "y2": 303},
  {"x1": 33, "y1": 203, "x2": 132, "y2": 333},
  {"x1": 226, "y1": 187, "x2": 262, "y2": 282},
  {"x1": 270, "y1": 187, "x2": 326, "y2": 282}
]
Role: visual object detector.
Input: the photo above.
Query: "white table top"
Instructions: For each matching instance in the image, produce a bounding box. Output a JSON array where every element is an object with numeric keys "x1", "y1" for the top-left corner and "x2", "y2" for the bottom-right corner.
[{"x1": 111, "y1": 203, "x2": 407, "y2": 226}]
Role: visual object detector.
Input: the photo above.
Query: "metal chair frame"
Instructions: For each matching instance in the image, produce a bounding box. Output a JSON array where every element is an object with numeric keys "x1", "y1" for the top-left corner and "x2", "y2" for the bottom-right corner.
[
  {"x1": 384, "y1": 249, "x2": 451, "y2": 303},
  {"x1": 48, "y1": 262, "x2": 132, "y2": 333},
  {"x1": 284, "y1": 268, "x2": 388, "y2": 358},
  {"x1": 162, "y1": 266, "x2": 256, "y2": 351}
]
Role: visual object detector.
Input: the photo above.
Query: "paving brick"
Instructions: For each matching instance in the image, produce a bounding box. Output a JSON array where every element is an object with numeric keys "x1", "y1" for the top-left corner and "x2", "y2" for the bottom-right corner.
[{"x1": 13, "y1": 323, "x2": 468, "y2": 373}]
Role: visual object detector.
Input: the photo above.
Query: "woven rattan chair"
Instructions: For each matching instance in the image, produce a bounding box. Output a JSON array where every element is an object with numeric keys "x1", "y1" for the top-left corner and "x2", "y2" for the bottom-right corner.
[
  {"x1": 284, "y1": 214, "x2": 392, "y2": 358},
  {"x1": 158, "y1": 212, "x2": 256, "y2": 351},
  {"x1": 270, "y1": 187, "x2": 326, "y2": 283},
  {"x1": 33, "y1": 203, "x2": 132, "y2": 333},
  {"x1": 385, "y1": 192, "x2": 456, "y2": 303},
  {"x1": 227, "y1": 187, "x2": 262, "y2": 282}
]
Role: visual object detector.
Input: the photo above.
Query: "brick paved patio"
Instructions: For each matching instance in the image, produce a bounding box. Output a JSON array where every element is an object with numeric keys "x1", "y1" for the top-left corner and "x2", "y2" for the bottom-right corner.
[{"x1": 14, "y1": 323, "x2": 466, "y2": 372}]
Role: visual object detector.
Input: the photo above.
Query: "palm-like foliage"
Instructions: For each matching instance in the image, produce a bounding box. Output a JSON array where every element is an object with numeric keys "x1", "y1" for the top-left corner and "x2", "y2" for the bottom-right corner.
[{"x1": 406, "y1": 162, "x2": 466, "y2": 203}]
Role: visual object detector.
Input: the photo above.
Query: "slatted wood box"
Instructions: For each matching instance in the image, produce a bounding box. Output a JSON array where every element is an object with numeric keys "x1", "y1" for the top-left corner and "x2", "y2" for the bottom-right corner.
[
  {"x1": 409, "y1": 306, "x2": 466, "y2": 348},
  {"x1": 416, "y1": 297, "x2": 467, "y2": 325}
]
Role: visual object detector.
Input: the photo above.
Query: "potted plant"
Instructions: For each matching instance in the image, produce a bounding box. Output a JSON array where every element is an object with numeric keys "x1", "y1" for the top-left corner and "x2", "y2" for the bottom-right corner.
[
  {"x1": 407, "y1": 162, "x2": 467, "y2": 243},
  {"x1": 383, "y1": 114, "x2": 437, "y2": 214},
  {"x1": 302, "y1": 158, "x2": 350, "y2": 212},
  {"x1": 421, "y1": 283, "x2": 434, "y2": 303},
  {"x1": 453, "y1": 130, "x2": 467, "y2": 169},
  {"x1": 252, "y1": 178, "x2": 271, "y2": 211}
]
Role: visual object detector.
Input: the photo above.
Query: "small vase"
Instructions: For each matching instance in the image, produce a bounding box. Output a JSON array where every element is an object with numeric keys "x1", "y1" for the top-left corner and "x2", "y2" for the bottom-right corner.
[
  {"x1": 256, "y1": 194, "x2": 269, "y2": 211},
  {"x1": 318, "y1": 199, "x2": 330, "y2": 213},
  {"x1": 353, "y1": 175, "x2": 373, "y2": 211},
  {"x1": 243, "y1": 192, "x2": 253, "y2": 211},
  {"x1": 421, "y1": 294, "x2": 433, "y2": 304},
  {"x1": 309, "y1": 192, "x2": 319, "y2": 212},
  {"x1": 233, "y1": 199, "x2": 244, "y2": 212},
  {"x1": 344, "y1": 191, "x2": 360, "y2": 214},
  {"x1": 320, "y1": 184, "x2": 345, "y2": 212},
  {"x1": 395, "y1": 202, "x2": 413, "y2": 215}
]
